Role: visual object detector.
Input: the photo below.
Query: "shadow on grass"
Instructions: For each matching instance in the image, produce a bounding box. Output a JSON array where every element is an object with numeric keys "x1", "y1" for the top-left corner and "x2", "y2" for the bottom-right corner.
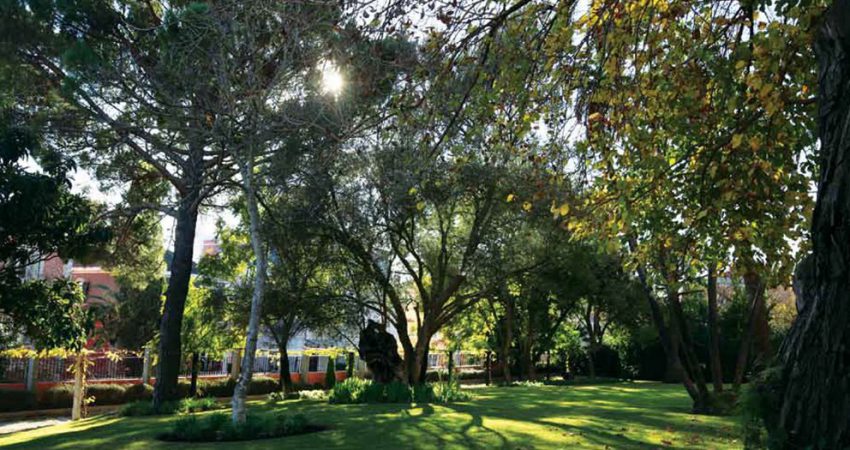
[{"x1": 0, "y1": 382, "x2": 740, "y2": 450}]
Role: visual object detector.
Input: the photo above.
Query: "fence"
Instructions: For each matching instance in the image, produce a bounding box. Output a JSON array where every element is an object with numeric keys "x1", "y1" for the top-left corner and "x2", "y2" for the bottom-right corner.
[{"x1": 427, "y1": 351, "x2": 484, "y2": 370}]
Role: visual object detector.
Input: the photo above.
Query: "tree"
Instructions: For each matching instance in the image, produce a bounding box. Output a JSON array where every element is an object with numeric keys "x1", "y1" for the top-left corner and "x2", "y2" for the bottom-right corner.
[
  {"x1": 0, "y1": 1, "x2": 239, "y2": 408},
  {"x1": 0, "y1": 105, "x2": 108, "y2": 348},
  {"x1": 764, "y1": 1, "x2": 850, "y2": 447}
]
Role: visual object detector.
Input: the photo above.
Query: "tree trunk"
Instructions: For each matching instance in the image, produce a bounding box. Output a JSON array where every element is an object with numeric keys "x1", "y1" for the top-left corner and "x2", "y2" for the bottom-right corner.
[
  {"x1": 769, "y1": 4, "x2": 850, "y2": 446},
  {"x1": 629, "y1": 239, "x2": 685, "y2": 384},
  {"x1": 71, "y1": 352, "x2": 85, "y2": 421},
  {"x1": 278, "y1": 345, "x2": 293, "y2": 393},
  {"x1": 733, "y1": 270, "x2": 767, "y2": 390},
  {"x1": 707, "y1": 265, "x2": 724, "y2": 392},
  {"x1": 231, "y1": 160, "x2": 269, "y2": 424},
  {"x1": 153, "y1": 192, "x2": 199, "y2": 410},
  {"x1": 587, "y1": 344, "x2": 597, "y2": 379},
  {"x1": 524, "y1": 325, "x2": 536, "y2": 380},
  {"x1": 485, "y1": 350, "x2": 492, "y2": 386},
  {"x1": 446, "y1": 350, "x2": 454, "y2": 383},
  {"x1": 668, "y1": 292, "x2": 712, "y2": 412},
  {"x1": 502, "y1": 297, "x2": 514, "y2": 383},
  {"x1": 411, "y1": 329, "x2": 431, "y2": 384},
  {"x1": 189, "y1": 352, "x2": 200, "y2": 397}
]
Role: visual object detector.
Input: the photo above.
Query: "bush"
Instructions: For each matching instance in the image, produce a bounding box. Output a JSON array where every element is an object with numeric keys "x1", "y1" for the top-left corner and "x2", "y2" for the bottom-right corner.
[
  {"x1": 432, "y1": 381, "x2": 471, "y2": 403},
  {"x1": 328, "y1": 378, "x2": 469, "y2": 404},
  {"x1": 158, "y1": 411, "x2": 316, "y2": 442},
  {"x1": 247, "y1": 376, "x2": 278, "y2": 395},
  {"x1": 124, "y1": 383, "x2": 154, "y2": 402},
  {"x1": 176, "y1": 380, "x2": 203, "y2": 398},
  {"x1": 199, "y1": 378, "x2": 236, "y2": 397},
  {"x1": 119, "y1": 400, "x2": 161, "y2": 416},
  {"x1": 0, "y1": 389, "x2": 36, "y2": 412},
  {"x1": 324, "y1": 359, "x2": 337, "y2": 389},
  {"x1": 87, "y1": 384, "x2": 127, "y2": 405},
  {"x1": 119, "y1": 397, "x2": 223, "y2": 416},
  {"x1": 39, "y1": 384, "x2": 74, "y2": 409},
  {"x1": 329, "y1": 378, "x2": 369, "y2": 404},
  {"x1": 385, "y1": 381, "x2": 412, "y2": 403}
]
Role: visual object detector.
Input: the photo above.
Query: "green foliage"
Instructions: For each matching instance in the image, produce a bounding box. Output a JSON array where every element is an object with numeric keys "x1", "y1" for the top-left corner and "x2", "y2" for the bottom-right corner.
[
  {"x1": 0, "y1": 389, "x2": 35, "y2": 412},
  {"x1": 87, "y1": 384, "x2": 127, "y2": 405},
  {"x1": 385, "y1": 381, "x2": 412, "y2": 403},
  {"x1": 324, "y1": 359, "x2": 336, "y2": 389},
  {"x1": 328, "y1": 378, "x2": 469, "y2": 404},
  {"x1": 123, "y1": 383, "x2": 153, "y2": 402},
  {"x1": 119, "y1": 397, "x2": 223, "y2": 417},
  {"x1": 158, "y1": 412, "x2": 313, "y2": 442},
  {"x1": 247, "y1": 377, "x2": 278, "y2": 396},
  {"x1": 739, "y1": 366, "x2": 785, "y2": 449},
  {"x1": 0, "y1": 108, "x2": 108, "y2": 350},
  {"x1": 198, "y1": 378, "x2": 236, "y2": 398},
  {"x1": 39, "y1": 384, "x2": 74, "y2": 409}
]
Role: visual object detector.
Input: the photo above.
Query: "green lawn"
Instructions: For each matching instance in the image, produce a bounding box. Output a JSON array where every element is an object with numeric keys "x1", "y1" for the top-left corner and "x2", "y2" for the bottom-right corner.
[{"x1": 0, "y1": 381, "x2": 743, "y2": 449}]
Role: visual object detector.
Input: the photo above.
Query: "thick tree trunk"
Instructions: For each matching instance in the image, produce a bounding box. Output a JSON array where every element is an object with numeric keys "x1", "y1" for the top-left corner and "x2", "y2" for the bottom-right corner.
[
  {"x1": 587, "y1": 344, "x2": 597, "y2": 379},
  {"x1": 770, "y1": 4, "x2": 850, "y2": 446},
  {"x1": 189, "y1": 352, "x2": 200, "y2": 397},
  {"x1": 629, "y1": 239, "x2": 685, "y2": 383},
  {"x1": 232, "y1": 160, "x2": 268, "y2": 424},
  {"x1": 279, "y1": 345, "x2": 293, "y2": 393},
  {"x1": 485, "y1": 350, "x2": 492, "y2": 385},
  {"x1": 153, "y1": 193, "x2": 199, "y2": 410},
  {"x1": 411, "y1": 328, "x2": 431, "y2": 384},
  {"x1": 733, "y1": 270, "x2": 767, "y2": 390},
  {"x1": 502, "y1": 298, "x2": 514, "y2": 383},
  {"x1": 707, "y1": 265, "x2": 724, "y2": 392},
  {"x1": 668, "y1": 292, "x2": 712, "y2": 412}
]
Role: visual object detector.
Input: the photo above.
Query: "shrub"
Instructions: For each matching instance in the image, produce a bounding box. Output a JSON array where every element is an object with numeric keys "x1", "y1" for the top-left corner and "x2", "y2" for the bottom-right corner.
[
  {"x1": 87, "y1": 384, "x2": 127, "y2": 405},
  {"x1": 124, "y1": 383, "x2": 154, "y2": 402},
  {"x1": 432, "y1": 381, "x2": 470, "y2": 403},
  {"x1": 39, "y1": 384, "x2": 74, "y2": 409},
  {"x1": 364, "y1": 381, "x2": 386, "y2": 403},
  {"x1": 328, "y1": 379, "x2": 469, "y2": 404},
  {"x1": 324, "y1": 359, "x2": 337, "y2": 389},
  {"x1": 329, "y1": 378, "x2": 369, "y2": 404},
  {"x1": 267, "y1": 391, "x2": 286, "y2": 403},
  {"x1": 200, "y1": 378, "x2": 236, "y2": 397},
  {"x1": 177, "y1": 380, "x2": 203, "y2": 398},
  {"x1": 120, "y1": 397, "x2": 222, "y2": 416},
  {"x1": 0, "y1": 389, "x2": 36, "y2": 412},
  {"x1": 247, "y1": 376, "x2": 278, "y2": 395},
  {"x1": 119, "y1": 400, "x2": 160, "y2": 416},
  {"x1": 385, "y1": 381, "x2": 412, "y2": 403},
  {"x1": 158, "y1": 411, "x2": 315, "y2": 442}
]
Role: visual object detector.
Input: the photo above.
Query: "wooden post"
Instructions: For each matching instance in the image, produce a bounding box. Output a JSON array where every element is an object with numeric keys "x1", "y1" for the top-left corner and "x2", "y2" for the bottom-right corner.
[
  {"x1": 25, "y1": 357, "x2": 37, "y2": 392},
  {"x1": 141, "y1": 346, "x2": 152, "y2": 385},
  {"x1": 71, "y1": 353, "x2": 84, "y2": 421},
  {"x1": 299, "y1": 352, "x2": 310, "y2": 384},
  {"x1": 230, "y1": 349, "x2": 242, "y2": 380}
]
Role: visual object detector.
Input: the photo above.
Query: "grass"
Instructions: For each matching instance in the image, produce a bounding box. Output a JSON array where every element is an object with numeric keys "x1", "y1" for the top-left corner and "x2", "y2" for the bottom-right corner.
[{"x1": 0, "y1": 381, "x2": 742, "y2": 449}]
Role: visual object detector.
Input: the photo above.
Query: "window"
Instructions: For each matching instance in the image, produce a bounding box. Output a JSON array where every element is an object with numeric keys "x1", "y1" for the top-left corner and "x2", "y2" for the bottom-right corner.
[
  {"x1": 308, "y1": 356, "x2": 319, "y2": 372},
  {"x1": 335, "y1": 355, "x2": 347, "y2": 371}
]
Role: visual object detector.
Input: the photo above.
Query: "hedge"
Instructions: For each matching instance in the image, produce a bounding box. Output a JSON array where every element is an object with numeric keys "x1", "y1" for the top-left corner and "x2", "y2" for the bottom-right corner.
[{"x1": 0, "y1": 389, "x2": 36, "y2": 412}]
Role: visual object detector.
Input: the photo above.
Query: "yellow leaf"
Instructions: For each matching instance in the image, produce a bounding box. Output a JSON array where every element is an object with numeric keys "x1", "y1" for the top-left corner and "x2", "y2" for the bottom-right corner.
[
  {"x1": 559, "y1": 203, "x2": 570, "y2": 216},
  {"x1": 416, "y1": 201, "x2": 425, "y2": 211},
  {"x1": 731, "y1": 134, "x2": 743, "y2": 149},
  {"x1": 522, "y1": 201, "x2": 533, "y2": 212},
  {"x1": 506, "y1": 193, "x2": 516, "y2": 203},
  {"x1": 749, "y1": 137, "x2": 761, "y2": 151}
]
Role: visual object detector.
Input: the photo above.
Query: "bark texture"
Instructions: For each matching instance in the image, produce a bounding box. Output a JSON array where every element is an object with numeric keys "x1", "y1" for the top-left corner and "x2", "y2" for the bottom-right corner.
[
  {"x1": 707, "y1": 266, "x2": 724, "y2": 392},
  {"x1": 232, "y1": 160, "x2": 269, "y2": 424},
  {"x1": 153, "y1": 192, "x2": 199, "y2": 409},
  {"x1": 770, "y1": 4, "x2": 850, "y2": 447}
]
